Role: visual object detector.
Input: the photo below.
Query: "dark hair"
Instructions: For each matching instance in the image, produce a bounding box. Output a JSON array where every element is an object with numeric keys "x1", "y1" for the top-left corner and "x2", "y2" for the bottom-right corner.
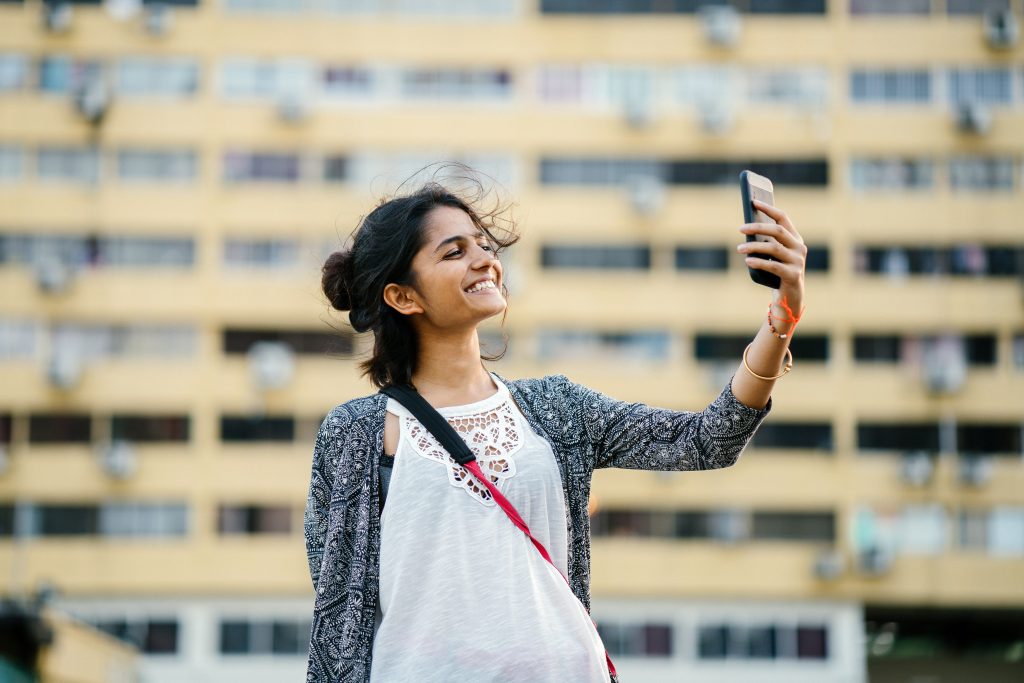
[{"x1": 322, "y1": 170, "x2": 520, "y2": 388}]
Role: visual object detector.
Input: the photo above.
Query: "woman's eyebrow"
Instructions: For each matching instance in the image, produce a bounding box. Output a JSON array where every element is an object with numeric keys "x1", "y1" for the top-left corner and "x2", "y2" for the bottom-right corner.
[{"x1": 432, "y1": 230, "x2": 487, "y2": 254}]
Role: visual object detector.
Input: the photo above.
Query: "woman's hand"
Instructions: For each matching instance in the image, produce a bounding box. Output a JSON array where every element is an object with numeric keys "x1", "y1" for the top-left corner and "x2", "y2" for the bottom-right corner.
[
  {"x1": 729, "y1": 199, "x2": 807, "y2": 409},
  {"x1": 737, "y1": 199, "x2": 807, "y2": 319}
]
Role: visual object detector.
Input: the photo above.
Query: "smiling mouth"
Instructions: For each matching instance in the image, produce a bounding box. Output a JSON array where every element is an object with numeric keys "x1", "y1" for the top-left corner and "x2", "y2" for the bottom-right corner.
[{"x1": 465, "y1": 280, "x2": 499, "y2": 294}]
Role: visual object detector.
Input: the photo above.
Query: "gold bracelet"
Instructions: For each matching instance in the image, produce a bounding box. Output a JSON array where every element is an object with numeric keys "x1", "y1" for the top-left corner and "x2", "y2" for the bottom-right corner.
[{"x1": 742, "y1": 342, "x2": 793, "y2": 381}]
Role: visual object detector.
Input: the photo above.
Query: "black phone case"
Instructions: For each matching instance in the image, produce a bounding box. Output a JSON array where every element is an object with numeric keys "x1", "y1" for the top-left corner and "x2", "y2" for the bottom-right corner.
[{"x1": 739, "y1": 170, "x2": 781, "y2": 289}]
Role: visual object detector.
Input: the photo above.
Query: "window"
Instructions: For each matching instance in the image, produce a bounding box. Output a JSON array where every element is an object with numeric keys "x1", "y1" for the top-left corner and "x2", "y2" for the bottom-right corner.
[
  {"x1": 29, "y1": 413, "x2": 91, "y2": 444},
  {"x1": 0, "y1": 53, "x2": 28, "y2": 92},
  {"x1": 111, "y1": 415, "x2": 190, "y2": 442},
  {"x1": 0, "y1": 319, "x2": 37, "y2": 360},
  {"x1": 695, "y1": 334, "x2": 828, "y2": 362},
  {"x1": 99, "y1": 503, "x2": 188, "y2": 538},
  {"x1": 219, "y1": 619, "x2": 310, "y2": 655},
  {"x1": 116, "y1": 57, "x2": 198, "y2": 98},
  {"x1": 222, "y1": 328, "x2": 352, "y2": 355},
  {"x1": 805, "y1": 245, "x2": 829, "y2": 272},
  {"x1": 541, "y1": 244, "x2": 650, "y2": 269},
  {"x1": 51, "y1": 324, "x2": 197, "y2": 359},
  {"x1": 752, "y1": 422, "x2": 833, "y2": 451},
  {"x1": 850, "y1": 158, "x2": 933, "y2": 191},
  {"x1": 38, "y1": 56, "x2": 103, "y2": 94},
  {"x1": 957, "y1": 424, "x2": 1022, "y2": 456},
  {"x1": 321, "y1": 66, "x2": 374, "y2": 100},
  {"x1": 988, "y1": 507, "x2": 1024, "y2": 557},
  {"x1": 1015, "y1": 333, "x2": 1024, "y2": 369},
  {"x1": 752, "y1": 512, "x2": 835, "y2": 542},
  {"x1": 796, "y1": 625, "x2": 828, "y2": 659},
  {"x1": 95, "y1": 237, "x2": 195, "y2": 268},
  {"x1": 947, "y1": 67, "x2": 1012, "y2": 105},
  {"x1": 949, "y1": 156, "x2": 1015, "y2": 191},
  {"x1": 117, "y1": 149, "x2": 197, "y2": 182},
  {"x1": 597, "y1": 622, "x2": 673, "y2": 658},
  {"x1": 857, "y1": 422, "x2": 940, "y2": 453},
  {"x1": 323, "y1": 155, "x2": 347, "y2": 183},
  {"x1": 223, "y1": 151, "x2": 301, "y2": 183},
  {"x1": 946, "y1": 0, "x2": 1011, "y2": 15},
  {"x1": 667, "y1": 160, "x2": 828, "y2": 186},
  {"x1": 675, "y1": 246, "x2": 728, "y2": 271},
  {"x1": 699, "y1": 622, "x2": 829, "y2": 660},
  {"x1": 217, "y1": 505, "x2": 293, "y2": 534},
  {"x1": 36, "y1": 505, "x2": 100, "y2": 536},
  {"x1": 0, "y1": 145, "x2": 21, "y2": 181},
  {"x1": 853, "y1": 334, "x2": 902, "y2": 362},
  {"x1": 899, "y1": 504, "x2": 948, "y2": 555},
  {"x1": 220, "y1": 58, "x2": 315, "y2": 101},
  {"x1": 400, "y1": 68, "x2": 512, "y2": 101},
  {"x1": 746, "y1": 67, "x2": 828, "y2": 106},
  {"x1": 220, "y1": 416, "x2": 295, "y2": 442},
  {"x1": 94, "y1": 619, "x2": 179, "y2": 655},
  {"x1": 673, "y1": 65, "x2": 741, "y2": 107},
  {"x1": 542, "y1": 1, "x2": 825, "y2": 13},
  {"x1": 849, "y1": 0, "x2": 930, "y2": 14},
  {"x1": 539, "y1": 157, "x2": 661, "y2": 186},
  {"x1": 964, "y1": 334, "x2": 997, "y2": 365},
  {"x1": 223, "y1": 238, "x2": 301, "y2": 270},
  {"x1": 537, "y1": 330, "x2": 670, "y2": 362},
  {"x1": 0, "y1": 413, "x2": 10, "y2": 445},
  {"x1": 0, "y1": 505, "x2": 13, "y2": 537},
  {"x1": 36, "y1": 146, "x2": 101, "y2": 184},
  {"x1": 850, "y1": 69, "x2": 932, "y2": 104}
]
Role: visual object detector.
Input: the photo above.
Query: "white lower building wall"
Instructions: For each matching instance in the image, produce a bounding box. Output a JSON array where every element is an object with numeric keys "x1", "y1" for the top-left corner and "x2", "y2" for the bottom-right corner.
[
  {"x1": 56, "y1": 595, "x2": 313, "y2": 683},
  {"x1": 590, "y1": 597, "x2": 866, "y2": 683},
  {"x1": 55, "y1": 594, "x2": 866, "y2": 683}
]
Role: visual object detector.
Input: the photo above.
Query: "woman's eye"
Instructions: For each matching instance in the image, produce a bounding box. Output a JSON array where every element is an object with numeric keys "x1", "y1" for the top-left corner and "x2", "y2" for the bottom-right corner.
[{"x1": 445, "y1": 249, "x2": 462, "y2": 258}]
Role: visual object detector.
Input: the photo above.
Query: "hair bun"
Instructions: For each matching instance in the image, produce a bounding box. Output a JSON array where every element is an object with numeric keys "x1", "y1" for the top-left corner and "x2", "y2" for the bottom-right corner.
[{"x1": 322, "y1": 249, "x2": 356, "y2": 312}]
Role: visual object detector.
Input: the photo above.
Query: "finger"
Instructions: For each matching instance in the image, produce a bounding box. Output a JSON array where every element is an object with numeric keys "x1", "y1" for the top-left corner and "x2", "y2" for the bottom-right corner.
[
  {"x1": 738, "y1": 241, "x2": 801, "y2": 264},
  {"x1": 745, "y1": 255, "x2": 798, "y2": 281},
  {"x1": 739, "y1": 223, "x2": 802, "y2": 250},
  {"x1": 752, "y1": 200, "x2": 801, "y2": 240}
]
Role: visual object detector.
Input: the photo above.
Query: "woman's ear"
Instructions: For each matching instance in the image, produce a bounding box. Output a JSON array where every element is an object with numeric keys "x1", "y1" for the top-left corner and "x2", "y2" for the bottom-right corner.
[{"x1": 382, "y1": 283, "x2": 424, "y2": 316}]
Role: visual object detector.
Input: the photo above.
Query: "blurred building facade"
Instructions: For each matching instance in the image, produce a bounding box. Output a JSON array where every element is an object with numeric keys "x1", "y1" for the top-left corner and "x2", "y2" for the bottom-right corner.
[{"x1": 1, "y1": 1, "x2": 1023, "y2": 682}]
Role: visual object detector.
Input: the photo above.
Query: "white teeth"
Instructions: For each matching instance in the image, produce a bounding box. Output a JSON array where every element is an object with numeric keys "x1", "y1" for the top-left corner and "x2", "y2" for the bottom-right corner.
[{"x1": 466, "y1": 280, "x2": 496, "y2": 293}]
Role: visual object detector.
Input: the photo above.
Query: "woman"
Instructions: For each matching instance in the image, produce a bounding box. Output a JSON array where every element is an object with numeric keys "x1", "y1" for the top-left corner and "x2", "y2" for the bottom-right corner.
[{"x1": 305, "y1": 177, "x2": 806, "y2": 682}]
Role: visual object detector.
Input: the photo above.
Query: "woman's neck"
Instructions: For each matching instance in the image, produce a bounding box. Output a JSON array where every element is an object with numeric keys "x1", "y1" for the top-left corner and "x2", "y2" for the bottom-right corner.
[{"x1": 410, "y1": 329, "x2": 495, "y2": 407}]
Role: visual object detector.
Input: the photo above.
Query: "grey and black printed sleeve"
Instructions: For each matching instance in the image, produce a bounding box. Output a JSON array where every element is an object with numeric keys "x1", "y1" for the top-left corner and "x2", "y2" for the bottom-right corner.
[
  {"x1": 567, "y1": 373, "x2": 772, "y2": 471},
  {"x1": 304, "y1": 413, "x2": 338, "y2": 592}
]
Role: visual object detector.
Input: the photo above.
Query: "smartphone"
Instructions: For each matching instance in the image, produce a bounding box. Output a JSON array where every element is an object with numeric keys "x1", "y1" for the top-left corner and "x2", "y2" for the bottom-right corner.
[{"x1": 739, "y1": 170, "x2": 781, "y2": 289}]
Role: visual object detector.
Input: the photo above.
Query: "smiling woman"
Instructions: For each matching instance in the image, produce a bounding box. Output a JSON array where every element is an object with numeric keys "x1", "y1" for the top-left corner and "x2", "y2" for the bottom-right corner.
[{"x1": 306, "y1": 164, "x2": 784, "y2": 683}]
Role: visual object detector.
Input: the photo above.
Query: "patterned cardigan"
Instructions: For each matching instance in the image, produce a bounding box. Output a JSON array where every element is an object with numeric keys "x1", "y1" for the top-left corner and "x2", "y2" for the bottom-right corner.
[{"x1": 304, "y1": 372, "x2": 772, "y2": 682}]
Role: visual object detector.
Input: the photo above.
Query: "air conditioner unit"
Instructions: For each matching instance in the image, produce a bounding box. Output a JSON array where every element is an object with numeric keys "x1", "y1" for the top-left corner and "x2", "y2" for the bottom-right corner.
[
  {"x1": 33, "y1": 255, "x2": 74, "y2": 294},
  {"x1": 955, "y1": 100, "x2": 993, "y2": 135},
  {"x1": 900, "y1": 450, "x2": 935, "y2": 487},
  {"x1": 47, "y1": 346, "x2": 81, "y2": 390},
  {"x1": 958, "y1": 454, "x2": 993, "y2": 487},
  {"x1": 983, "y1": 9, "x2": 1019, "y2": 50},
  {"x1": 813, "y1": 548, "x2": 845, "y2": 581},
  {"x1": 248, "y1": 341, "x2": 296, "y2": 391},
  {"x1": 144, "y1": 3, "x2": 173, "y2": 37},
  {"x1": 97, "y1": 440, "x2": 137, "y2": 480},
  {"x1": 856, "y1": 546, "x2": 894, "y2": 576},
  {"x1": 42, "y1": 2, "x2": 74, "y2": 33},
  {"x1": 74, "y1": 75, "x2": 111, "y2": 126},
  {"x1": 698, "y1": 99, "x2": 734, "y2": 135},
  {"x1": 277, "y1": 92, "x2": 310, "y2": 124},
  {"x1": 623, "y1": 98, "x2": 654, "y2": 130},
  {"x1": 920, "y1": 335, "x2": 967, "y2": 395},
  {"x1": 626, "y1": 175, "x2": 665, "y2": 217},
  {"x1": 700, "y1": 5, "x2": 741, "y2": 48}
]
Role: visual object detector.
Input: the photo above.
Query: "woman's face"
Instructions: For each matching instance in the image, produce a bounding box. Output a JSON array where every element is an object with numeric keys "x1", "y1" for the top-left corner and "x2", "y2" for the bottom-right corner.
[{"x1": 402, "y1": 205, "x2": 506, "y2": 329}]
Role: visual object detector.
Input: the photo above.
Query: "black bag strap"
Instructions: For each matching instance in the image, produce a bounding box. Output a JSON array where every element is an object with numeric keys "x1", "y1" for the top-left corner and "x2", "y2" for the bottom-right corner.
[{"x1": 380, "y1": 385, "x2": 476, "y2": 465}]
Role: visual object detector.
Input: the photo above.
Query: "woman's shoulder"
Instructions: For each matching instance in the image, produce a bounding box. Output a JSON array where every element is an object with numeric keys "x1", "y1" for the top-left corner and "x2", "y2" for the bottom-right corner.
[
  {"x1": 496, "y1": 372, "x2": 584, "y2": 403},
  {"x1": 319, "y1": 392, "x2": 387, "y2": 435}
]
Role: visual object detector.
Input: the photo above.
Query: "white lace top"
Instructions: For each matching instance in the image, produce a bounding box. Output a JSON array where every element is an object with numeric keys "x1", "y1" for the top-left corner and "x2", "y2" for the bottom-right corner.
[{"x1": 370, "y1": 373, "x2": 610, "y2": 682}]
